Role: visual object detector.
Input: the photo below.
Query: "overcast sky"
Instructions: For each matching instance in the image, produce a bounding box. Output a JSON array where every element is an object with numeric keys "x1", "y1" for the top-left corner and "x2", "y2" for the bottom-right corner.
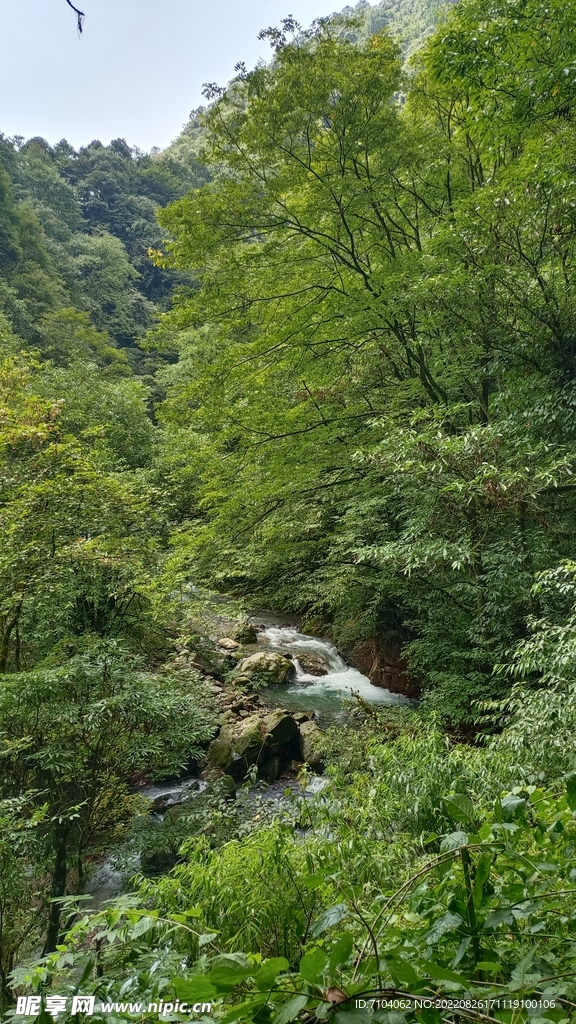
[{"x1": 1, "y1": 0, "x2": 344, "y2": 152}]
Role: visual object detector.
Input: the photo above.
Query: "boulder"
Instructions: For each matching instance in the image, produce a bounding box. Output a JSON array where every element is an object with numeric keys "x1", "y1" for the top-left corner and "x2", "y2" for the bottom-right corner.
[
  {"x1": 301, "y1": 616, "x2": 330, "y2": 638},
  {"x1": 344, "y1": 638, "x2": 419, "y2": 698},
  {"x1": 264, "y1": 709, "x2": 298, "y2": 746},
  {"x1": 299, "y1": 720, "x2": 325, "y2": 769},
  {"x1": 231, "y1": 621, "x2": 259, "y2": 644},
  {"x1": 205, "y1": 709, "x2": 299, "y2": 779},
  {"x1": 140, "y1": 850, "x2": 178, "y2": 875},
  {"x1": 260, "y1": 756, "x2": 281, "y2": 782},
  {"x1": 295, "y1": 652, "x2": 330, "y2": 676},
  {"x1": 294, "y1": 711, "x2": 314, "y2": 724},
  {"x1": 232, "y1": 715, "x2": 266, "y2": 758},
  {"x1": 207, "y1": 715, "x2": 266, "y2": 770},
  {"x1": 188, "y1": 647, "x2": 236, "y2": 679},
  {"x1": 207, "y1": 723, "x2": 236, "y2": 769},
  {"x1": 218, "y1": 637, "x2": 240, "y2": 651},
  {"x1": 234, "y1": 650, "x2": 296, "y2": 688}
]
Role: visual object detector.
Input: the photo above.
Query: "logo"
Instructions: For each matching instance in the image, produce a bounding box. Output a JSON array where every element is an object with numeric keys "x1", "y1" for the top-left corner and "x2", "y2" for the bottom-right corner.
[
  {"x1": 15, "y1": 995, "x2": 210, "y2": 1018},
  {"x1": 16, "y1": 996, "x2": 95, "y2": 1017}
]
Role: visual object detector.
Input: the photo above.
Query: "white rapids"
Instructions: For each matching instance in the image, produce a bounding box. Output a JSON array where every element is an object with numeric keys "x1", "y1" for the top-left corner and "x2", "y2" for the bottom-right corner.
[{"x1": 257, "y1": 624, "x2": 408, "y2": 708}]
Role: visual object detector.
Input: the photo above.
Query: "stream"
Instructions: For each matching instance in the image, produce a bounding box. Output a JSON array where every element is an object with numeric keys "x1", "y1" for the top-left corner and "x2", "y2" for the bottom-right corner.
[
  {"x1": 86, "y1": 615, "x2": 407, "y2": 906},
  {"x1": 251, "y1": 615, "x2": 409, "y2": 718}
]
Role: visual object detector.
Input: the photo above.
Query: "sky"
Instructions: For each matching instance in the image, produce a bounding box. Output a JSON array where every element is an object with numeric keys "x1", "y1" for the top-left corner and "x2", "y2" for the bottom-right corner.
[{"x1": 0, "y1": 0, "x2": 347, "y2": 152}]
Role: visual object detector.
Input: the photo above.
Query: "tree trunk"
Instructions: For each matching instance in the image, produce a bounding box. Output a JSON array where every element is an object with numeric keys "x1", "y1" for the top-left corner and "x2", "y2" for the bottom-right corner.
[
  {"x1": 43, "y1": 823, "x2": 69, "y2": 955},
  {"x1": 0, "y1": 605, "x2": 22, "y2": 674}
]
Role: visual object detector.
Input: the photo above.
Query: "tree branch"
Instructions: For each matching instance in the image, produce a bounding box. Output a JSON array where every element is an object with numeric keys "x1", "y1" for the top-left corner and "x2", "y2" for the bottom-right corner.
[{"x1": 65, "y1": 0, "x2": 85, "y2": 33}]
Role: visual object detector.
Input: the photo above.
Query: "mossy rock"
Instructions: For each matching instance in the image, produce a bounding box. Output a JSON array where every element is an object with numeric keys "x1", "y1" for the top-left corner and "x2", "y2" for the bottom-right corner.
[
  {"x1": 264, "y1": 709, "x2": 298, "y2": 746},
  {"x1": 231, "y1": 621, "x2": 259, "y2": 644},
  {"x1": 300, "y1": 616, "x2": 330, "y2": 638},
  {"x1": 233, "y1": 651, "x2": 295, "y2": 688},
  {"x1": 206, "y1": 710, "x2": 299, "y2": 779},
  {"x1": 299, "y1": 720, "x2": 325, "y2": 769}
]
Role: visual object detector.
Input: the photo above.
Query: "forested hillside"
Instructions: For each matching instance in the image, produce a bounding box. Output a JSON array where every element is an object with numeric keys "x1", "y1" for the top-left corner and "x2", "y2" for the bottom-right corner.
[
  {"x1": 3, "y1": 0, "x2": 576, "y2": 1019},
  {"x1": 339, "y1": 0, "x2": 457, "y2": 52}
]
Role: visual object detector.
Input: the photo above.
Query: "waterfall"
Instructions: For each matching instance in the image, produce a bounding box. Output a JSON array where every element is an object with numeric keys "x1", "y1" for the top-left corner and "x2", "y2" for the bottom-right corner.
[{"x1": 256, "y1": 624, "x2": 409, "y2": 709}]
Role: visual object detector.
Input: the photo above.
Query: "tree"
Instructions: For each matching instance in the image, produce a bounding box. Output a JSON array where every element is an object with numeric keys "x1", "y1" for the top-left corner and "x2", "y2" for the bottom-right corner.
[
  {"x1": 0, "y1": 642, "x2": 217, "y2": 968},
  {"x1": 150, "y1": 8, "x2": 576, "y2": 723},
  {"x1": 0, "y1": 350, "x2": 156, "y2": 670}
]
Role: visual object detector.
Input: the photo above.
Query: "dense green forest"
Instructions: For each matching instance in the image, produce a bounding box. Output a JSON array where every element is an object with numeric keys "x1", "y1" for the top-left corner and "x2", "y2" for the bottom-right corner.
[{"x1": 3, "y1": 0, "x2": 576, "y2": 1019}]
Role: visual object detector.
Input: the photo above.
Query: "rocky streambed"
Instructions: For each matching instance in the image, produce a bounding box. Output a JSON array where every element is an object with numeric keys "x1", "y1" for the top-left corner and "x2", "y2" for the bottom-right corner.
[
  {"x1": 197, "y1": 616, "x2": 409, "y2": 780},
  {"x1": 86, "y1": 613, "x2": 411, "y2": 904}
]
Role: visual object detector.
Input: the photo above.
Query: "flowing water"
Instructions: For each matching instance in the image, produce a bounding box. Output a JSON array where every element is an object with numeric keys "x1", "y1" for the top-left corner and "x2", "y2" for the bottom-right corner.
[
  {"x1": 253, "y1": 620, "x2": 410, "y2": 717},
  {"x1": 86, "y1": 613, "x2": 407, "y2": 904}
]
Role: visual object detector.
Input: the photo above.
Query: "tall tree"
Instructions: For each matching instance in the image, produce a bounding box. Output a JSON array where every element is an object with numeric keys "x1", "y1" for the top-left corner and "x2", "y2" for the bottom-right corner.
[{"x1": 151, "y1": 11, "x2": 576, "y2": 722}]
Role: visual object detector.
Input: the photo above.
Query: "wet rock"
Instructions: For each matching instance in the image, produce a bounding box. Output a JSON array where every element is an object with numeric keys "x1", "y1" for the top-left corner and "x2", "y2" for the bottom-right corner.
[
  {"x1": 206, "y1": 710, "x2": 299, "y2": 780},
  {"x1": 231, "y1": 622, "x2": 259, "y2": 644},
  {"x1": 140, "y1": 850, "x2": 178, "y2": 876},
  {"x1": 218, "y1": 637, "x2": 240, "y2": 651},
  {"x1": 150, "y1": 792, "x2": 180, "y2": 813},
  {"x1": 260, "y1": 756, "x2": 281, "y2": 782},
  {"x1": 301, "y1": 616, "x2": 330, "y2": 638},
  {"x1": 293, "y1": 711, "x2": 314, "y2": 724},
  {"x1": 344, "y1": 639, "x2": 419, "y2": 698},
  {"x1": 299, "y1": 720, "x2": 325, "y2": 769},
  {"x1": 264, "y1": 710, "x2": 298, "y2": 746},
  {"x1": 233, "y1": 650, "x2": 296, "y2": 688},
  {"x1": 296, "y1": 652, "x2": 330, "y2": 676}
]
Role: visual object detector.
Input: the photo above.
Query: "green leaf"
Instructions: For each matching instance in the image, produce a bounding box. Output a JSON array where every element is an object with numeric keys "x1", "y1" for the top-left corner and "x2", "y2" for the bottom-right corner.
[
  {"x1": 183, "y1": 907, "x2": 203, "y2": 918},
  {"x1": 425, "y1": 912, "x2": 463, "y2": 943},
  {"x1": 329, "y1": 934, "x2": 354, "y2": 973},
  {"x1": 333, "y1": 1013, "x2": 371, "y2": 1024},
  {"x1": 440, "y1": 831, "x2": 468, "y2": 852},
  {"x1": 274, "y1": 995, "x2": 308, "y2": 1024},
  {"x1": 478, "y1": 823, "x2": 494, "y2": 841},
  {"x1": 302, "y1": 874, "x2": 327, "y2": 891},
  {"x1": 415, "y1": 1010, "x2": 443, "y2": 1024},
  {"x1": 255, "y1": 958, "x2": 290, "y2": 992},
  {"x1": 483, "y1": 909, "x2": 514, "y2": 930},
  {"x1": 315, "y1": 1004, "x2": 333, "y2": 1021},
  {"x1": 565, "y1": 775, "x2": 576, "y2": 811},
  {"x1": 299, "y1": 948, "x2": 327, "y2": 983},
  {"x1": 210, "y1": 954, "x2": 255, "y2": 989},
  {"x1": 130, "y1": 914, "x2": 155, "y2": 937},
  {"x1": 220, "y1": 996, "x2": 269, "y2": 1024},
  {"x1": 501, "y1": 795, "x2": 526, "y2": 822},
  {"x1": 421, "y1": 962, "x2": 469, "y2": 988},
  {"x1": 473, "y1": 853, "x2": 491, "y2": 907},
  {"x1": 311, "y1": 904, "x2": 348, "y2": 938},
  {"x1": 443, "y1": 794, "x2": 475, "y2": 822},
  {"x1": 476, "y1": 962, "x2": 503, "y2": 972},
  {"x1": 173, "y1": 977, "x2": 218, "y2": 1002},
  {"x1": 386, "y1": 959, "x2": 419, "y2": 987},
  {"x1": 452, "y1": 936, "x2": 471, "y2": 967}
]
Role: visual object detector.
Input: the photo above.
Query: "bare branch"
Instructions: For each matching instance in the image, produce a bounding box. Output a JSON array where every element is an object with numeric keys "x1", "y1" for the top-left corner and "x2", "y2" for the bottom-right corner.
[{"x1": 65, "y1": 0, "x2": 85, "y2": 34}]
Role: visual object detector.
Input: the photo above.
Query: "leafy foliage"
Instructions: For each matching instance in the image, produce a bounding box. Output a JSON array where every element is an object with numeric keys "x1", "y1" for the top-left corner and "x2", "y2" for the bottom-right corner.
[
  {"x1": 14, "y1": 746, "x2": 576, "y2": 1022},
  {"x1": 149, "y1": 0, "x2": 576, "y2": 725},
  {"x1": 6, "y1": 0, "x2": 576, "y2": 1016}
]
